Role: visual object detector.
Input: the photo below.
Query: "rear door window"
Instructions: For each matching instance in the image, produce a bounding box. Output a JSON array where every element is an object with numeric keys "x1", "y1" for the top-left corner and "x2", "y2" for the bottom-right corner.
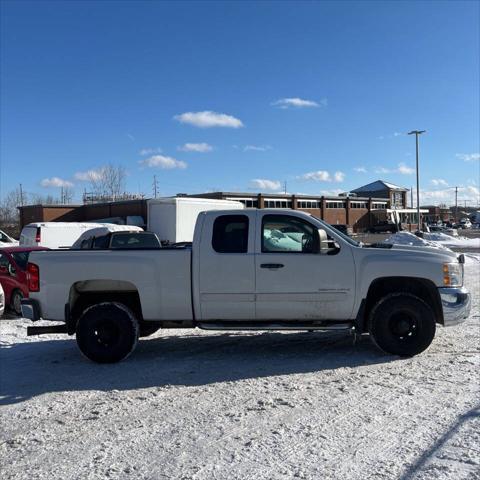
[{"x1": 212, "y1": 215, "x2": 249, "y2": 253}]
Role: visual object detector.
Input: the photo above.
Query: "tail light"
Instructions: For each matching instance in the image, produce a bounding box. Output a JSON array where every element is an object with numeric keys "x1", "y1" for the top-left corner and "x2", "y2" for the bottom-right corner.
[
  {"x1": 35, "y1": 227, "x2": 41, "y2": 243},
  {"x1": 27, "y1": 262, "x2": 40, "y2": 292}
]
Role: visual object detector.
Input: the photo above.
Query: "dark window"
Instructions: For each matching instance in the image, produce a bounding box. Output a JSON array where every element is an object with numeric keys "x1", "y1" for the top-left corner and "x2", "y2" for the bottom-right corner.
[
  {"x1": 11, "y1": 252, "x2": 29, "y2": 270},
  {"x1": 110, "y1": 233, "x2": 160, "y2": 249},
  {"x1": 93, "y1": 235, "x2": 110, "y2": 249},
  {"x1": 262, "y1": 214, "x2": 318, "y2": 253},
  {"x1": 212, "y1": 215, "x2": 249, "y2": 253},
  {"x1": 0, "y1": 253, "x2": 10, "y2": 270}
]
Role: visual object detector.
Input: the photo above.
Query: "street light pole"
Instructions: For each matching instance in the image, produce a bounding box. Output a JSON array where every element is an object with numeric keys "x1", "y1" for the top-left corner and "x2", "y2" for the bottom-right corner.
[{"x1": 408, "y1": 130, "x2": 426, "y2": 231}]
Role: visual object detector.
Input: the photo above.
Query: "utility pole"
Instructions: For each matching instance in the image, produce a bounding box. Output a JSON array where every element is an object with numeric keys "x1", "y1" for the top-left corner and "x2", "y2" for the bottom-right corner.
[
  {"x1": 19, "y1": 184, "x2": 24, "y2": 206},
  {"x1": 454, "y1": 186, "x2": 458, "y2": 223},
  {"x1": 408, "y1": 130, "x2": 426, "y2": 231},
  {"x1": 152, "y1": 175, "x2": 159, "y2": 198},
  {"x1": 284, "y1": 181, "x2": 287, "y2": 194}
]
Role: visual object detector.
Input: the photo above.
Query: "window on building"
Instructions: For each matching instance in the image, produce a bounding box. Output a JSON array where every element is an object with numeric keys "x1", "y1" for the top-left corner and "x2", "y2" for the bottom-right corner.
[
  {"x1": 350, "y1": 201, "x2": 367, "y2": 209},
  {"x1": 326, "y1": 201, "x2": 345, "y2": 209},
  {"x1": 212, "y1": 215, "x2": 249, "y2": 253},
  {"x1": 262, "y1": 214, "x2": 318, "y2": 253}
]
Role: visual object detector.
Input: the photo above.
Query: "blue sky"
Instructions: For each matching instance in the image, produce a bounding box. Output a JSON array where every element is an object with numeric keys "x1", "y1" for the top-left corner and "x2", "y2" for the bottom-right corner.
[{"x1": 1, "y1": 0, "x2": 479, "y2": 206}]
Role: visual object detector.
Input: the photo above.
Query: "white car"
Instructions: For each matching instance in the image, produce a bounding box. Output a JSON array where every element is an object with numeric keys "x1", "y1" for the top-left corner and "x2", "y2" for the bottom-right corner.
[
  {"x1": 0, "y1": 229, "x2": 19, "y2": 247},
  {"x1": 23, "y1": 209, "x2": 471, "y2": 363},
  {"x1": 0, "y1": 283, "x2": 4, "y2": 317},
  {"x1": 459, "y1": 218, "x2": 472, "y2": 229}
]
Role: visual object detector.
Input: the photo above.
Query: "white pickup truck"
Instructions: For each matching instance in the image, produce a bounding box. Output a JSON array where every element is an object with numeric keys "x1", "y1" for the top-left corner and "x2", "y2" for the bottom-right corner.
[{"x1": 22, "y1": 209, "x2": 471, "y2": 363}]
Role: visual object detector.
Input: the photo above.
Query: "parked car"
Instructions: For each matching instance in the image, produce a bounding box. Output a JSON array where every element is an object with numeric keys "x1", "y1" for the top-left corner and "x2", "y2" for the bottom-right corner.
[
  {"x1": 0, "y1": 283, "x2": 4, "y2": 317},
  {"x1": 20, "y1": 222, "x2": 108, "y2": 249},
  {"x1": 330, "y1": 224, "x2": 354, "y2": 236},
  {"x1": 72, "y1": 227, "x2": 160, "y2": 250},
  {"x1": 369, "y1": 221, "x2": 398, "y2": 233},
  {"x1": 0, "y1": 246, "x2": 49, "y2": 314},
  {"x1": 23, "y1": 209, "x2": 470, "y2": 363},
  {"x1": 460, "y1": 218, "x2": 472, "y2": 229},
  {"x1": 0, "y1": 229, "x2": 19, "y2": 246}
]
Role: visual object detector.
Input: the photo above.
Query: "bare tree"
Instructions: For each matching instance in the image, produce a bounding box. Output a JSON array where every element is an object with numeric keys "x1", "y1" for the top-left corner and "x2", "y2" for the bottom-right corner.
[
  {"x1": 0, "y1": 187, "x2": 24, "y2": 225},
  {"x1": 89, "y1": 164, "x2": 126, "y2": 200}
]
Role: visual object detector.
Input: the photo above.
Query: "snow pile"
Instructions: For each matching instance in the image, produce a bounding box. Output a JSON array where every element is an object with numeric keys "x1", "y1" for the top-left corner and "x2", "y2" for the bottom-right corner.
[
  {"x1": 423, "y1": 232, "x2": 480, "y2": 249},
  {"x1": 384, "y1": 231, "x2": 450, "y2": 250}
]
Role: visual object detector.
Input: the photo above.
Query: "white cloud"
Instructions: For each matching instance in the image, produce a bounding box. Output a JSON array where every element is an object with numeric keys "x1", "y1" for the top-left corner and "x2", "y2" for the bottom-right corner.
[
  {"x1": 374, "y1": 163, "x2": 415, "y2": 175},
  {"x1": 272, "y1": 97, "x2": 326, "y2": 109},
  {"x1": 178, "y1": 143, "x2": 213, "y2": 153},
  {"x1": 397, "y1": 162, "x2": 415, "y2": 175},
  {"x1": 297, "y1": 170, "x2": 345, "y2": 183},
  {"x1": 243, "y1": 145, "x2": 272, "y2": 152},
  {"x1": 40, "y1": 177, "x2": 74, "y2": 188},
  {"x1": 431, "y1": 178, "x2": 448, "y2": 187},
  {"x1": 413, "y1": 185, "x2": 480, "y2": 206},
  {"x1": 139, "y1": 155, "x2": 187, "y2": 169},
  {"x1": 354, "y1": 166, "x2": 367, "y2": 173},
  {"x1": 139, "y1": 147, "x2": 162, "y2": 156},
  {"x1": 250, "y1": 179, "x2": 281, "y2": 191},
  {"x1": 174, "y1": 111, "x2": 243, "y2": 128},
  {"x1": 74, "y1": 168, "x2": 105, "y2": 182},
  {"x1": 378, "y1": 132, "x2": 405, "y2": 140},
  {"x1": 456, "y1": 153, "x2": 480, "y2": 162},
  {"x1": 320, "y1": 188, "x2": 344, "y2": 197}
]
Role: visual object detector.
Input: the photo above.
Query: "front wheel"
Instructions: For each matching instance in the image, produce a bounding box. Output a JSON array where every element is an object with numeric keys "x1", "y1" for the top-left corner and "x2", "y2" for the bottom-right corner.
[
  {"x1": 76, "y1": 302, "x2": 139, "y2": 363},
  {"x1": 368, "y1": 293, "x2": 436, "y2": 356}
]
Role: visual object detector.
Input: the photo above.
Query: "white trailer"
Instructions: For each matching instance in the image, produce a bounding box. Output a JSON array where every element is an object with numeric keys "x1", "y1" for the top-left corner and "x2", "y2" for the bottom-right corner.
[{"x1": 147, "y1": 197, "x2": 244, "y2": 244}]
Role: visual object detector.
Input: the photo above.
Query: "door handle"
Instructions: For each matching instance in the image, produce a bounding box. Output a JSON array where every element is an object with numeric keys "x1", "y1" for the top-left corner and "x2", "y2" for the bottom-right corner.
[{"x1": 260, "y1": 263, "x2": 284, "y2": 269}]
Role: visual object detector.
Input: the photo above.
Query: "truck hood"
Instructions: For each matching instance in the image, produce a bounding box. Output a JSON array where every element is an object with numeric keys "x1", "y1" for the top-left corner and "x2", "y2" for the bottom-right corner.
[{"x1": 389, "y1": 243, "x2": 459, "y2": 261}]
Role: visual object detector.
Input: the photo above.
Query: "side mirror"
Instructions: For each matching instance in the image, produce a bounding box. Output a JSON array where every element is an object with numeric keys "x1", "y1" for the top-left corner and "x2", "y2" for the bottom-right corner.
[
  {"x1": 8, "y1": 264, "x2": 16, "y2": 276},
  {"x1": 318, "y1": 229, "x2": 329, "y2": 254}
]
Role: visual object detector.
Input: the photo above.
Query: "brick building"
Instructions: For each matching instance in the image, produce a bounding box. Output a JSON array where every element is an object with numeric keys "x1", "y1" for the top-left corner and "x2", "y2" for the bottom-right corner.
[{"x1": 18, "y1": 180, "x2": 418, "y2": 232}]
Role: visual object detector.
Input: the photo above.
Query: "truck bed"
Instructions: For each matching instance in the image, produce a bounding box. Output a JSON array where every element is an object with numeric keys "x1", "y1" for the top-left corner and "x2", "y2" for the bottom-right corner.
[{"x1": 28, "y1": 249, "x2": 193, "y2": 322}]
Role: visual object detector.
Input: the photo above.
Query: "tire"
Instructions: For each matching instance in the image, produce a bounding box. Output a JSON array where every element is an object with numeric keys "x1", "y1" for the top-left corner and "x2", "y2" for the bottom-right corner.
[
  {"x1": 368, "y1": 293, "x2": 436, "y2": 357},
  {"x1": 76, "y1": 302, "x2": 139, "y2": 363},
  {"x1": 139, "y1": 324, "x2": 160, "y2": 338},
  {"x1": 11, "y1": 290, "x2": 24, "y2": 316}
]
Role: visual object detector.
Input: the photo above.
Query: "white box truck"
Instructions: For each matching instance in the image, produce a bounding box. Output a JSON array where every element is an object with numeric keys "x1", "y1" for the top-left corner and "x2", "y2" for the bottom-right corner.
[{"x1": 147, "y1": 197, "x2": 244, "y2": 244}]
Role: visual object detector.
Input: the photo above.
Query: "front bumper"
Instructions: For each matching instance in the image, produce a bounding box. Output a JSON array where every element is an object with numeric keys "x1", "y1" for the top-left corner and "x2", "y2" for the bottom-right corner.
[
  {"x1": 21, "y1": 299, "x2": 41, "y2": 322},
  {"x1": 438, "y1": 287, "x2": 471, "y2": 327}
]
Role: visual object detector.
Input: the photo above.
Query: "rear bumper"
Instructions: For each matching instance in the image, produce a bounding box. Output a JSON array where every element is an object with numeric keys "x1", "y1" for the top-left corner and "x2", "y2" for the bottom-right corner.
[
  {"x1": 21, "y1": 299, "x2": 41, "y2": 322},
  {"x1": 438, "y1": 287, "x2": 471, "y2": 327}
]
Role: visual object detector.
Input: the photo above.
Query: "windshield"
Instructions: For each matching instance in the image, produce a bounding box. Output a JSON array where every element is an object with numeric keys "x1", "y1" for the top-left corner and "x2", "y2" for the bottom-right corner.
[{"x1": 311, "y1": 216, "x2": 361, "y2": 247}]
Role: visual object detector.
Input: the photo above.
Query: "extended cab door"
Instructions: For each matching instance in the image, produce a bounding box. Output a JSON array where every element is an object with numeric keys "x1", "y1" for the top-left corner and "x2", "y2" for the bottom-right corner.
[
  {"x1": 195, "y1": 211, "x2": 256, "y2": 320},
  {"x1": 254, "y1": 212, "x2": 356, "y2": 320}
]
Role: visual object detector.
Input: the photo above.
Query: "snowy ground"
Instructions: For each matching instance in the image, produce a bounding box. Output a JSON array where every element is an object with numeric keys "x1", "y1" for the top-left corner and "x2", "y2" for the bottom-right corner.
[{"x1": 1, "y1": 257, "x2": 479, "y2": 480}]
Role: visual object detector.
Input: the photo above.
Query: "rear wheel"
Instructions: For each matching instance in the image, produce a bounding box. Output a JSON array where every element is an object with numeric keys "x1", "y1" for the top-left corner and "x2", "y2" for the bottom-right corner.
[
  {"x1": 11, "y1": 290, "x2": 24, "y2": 316},
  {"x1": 76, "y1": 302, "x2": 139, "y2": 363},
  {"x1": 368, "y1": 293, "x2": 436, "y2": 356}
]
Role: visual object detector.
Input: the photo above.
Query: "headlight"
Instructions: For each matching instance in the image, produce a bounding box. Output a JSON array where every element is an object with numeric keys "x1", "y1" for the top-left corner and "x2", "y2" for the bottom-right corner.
[{"x1": 443, "y1": 262, "x2": 463, "y2": 287}]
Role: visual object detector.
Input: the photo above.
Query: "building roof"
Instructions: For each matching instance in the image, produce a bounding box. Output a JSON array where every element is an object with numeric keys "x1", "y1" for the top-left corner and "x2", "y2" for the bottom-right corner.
[{"x1": 351, "y1": 180, "x2": 408, "y2": 193}]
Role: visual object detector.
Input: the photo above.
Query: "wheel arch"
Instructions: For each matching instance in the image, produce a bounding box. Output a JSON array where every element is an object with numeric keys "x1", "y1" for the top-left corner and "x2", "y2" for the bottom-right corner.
[
  {"x1": 67, "y1": 279, "x2": 143, "y2": 334},
  {"x1": 356, "y1": 276, "x2": 443, "y2": 332}
]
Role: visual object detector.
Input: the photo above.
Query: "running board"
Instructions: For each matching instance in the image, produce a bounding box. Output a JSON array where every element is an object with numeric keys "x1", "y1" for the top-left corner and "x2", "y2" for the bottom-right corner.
[
  {"x1": 27, "y1": 324, "x2": 68, "y2": 336},
  {"x1": 197, "y1": 321, "x2": 355, "y2": 331}
]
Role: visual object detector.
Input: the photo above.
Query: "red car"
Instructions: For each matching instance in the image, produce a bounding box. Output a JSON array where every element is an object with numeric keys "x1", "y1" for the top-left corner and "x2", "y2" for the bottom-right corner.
[{"x1": 0, "y1": 246, "x2": 49, "y2": 315}]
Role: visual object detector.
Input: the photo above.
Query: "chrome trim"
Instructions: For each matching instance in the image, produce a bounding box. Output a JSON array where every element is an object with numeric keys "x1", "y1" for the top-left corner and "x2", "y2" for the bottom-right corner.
[{"x1": 439, "y1": 287, "x2": 471, "y2": 327}]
